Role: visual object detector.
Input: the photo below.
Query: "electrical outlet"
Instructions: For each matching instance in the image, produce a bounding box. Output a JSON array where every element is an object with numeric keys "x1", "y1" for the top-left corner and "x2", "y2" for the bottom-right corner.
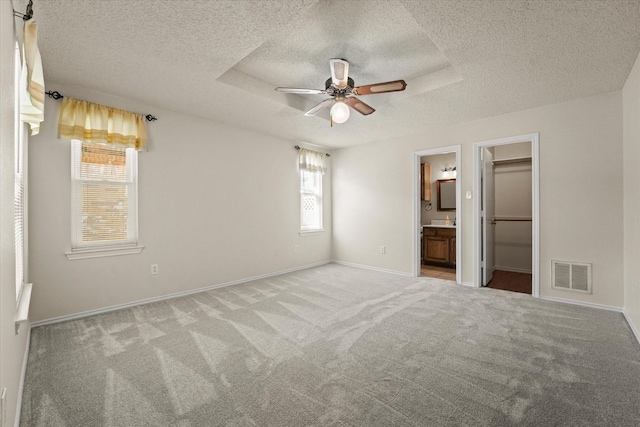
[
  {"x1": 151, "y1": 264, "x2": 159, "y2": 275},
  {"x1": 294, "y1": 245, "x2": 299, "y2": 253},
  {"x1": 380, "y1": 246, "x2": 386, "y2": 254}
]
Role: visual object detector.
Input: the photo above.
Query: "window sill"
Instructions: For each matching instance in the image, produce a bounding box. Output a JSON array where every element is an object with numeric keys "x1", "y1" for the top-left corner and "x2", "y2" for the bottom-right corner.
[
  {"x1": 65, "y1": 245, "x2": 144, "y2": 260},
  {"x1": 15, "y1": 282, "x2": 32, "y2": 334},
  {"x1": 300, "y1": 229, "x2": 324, "y2": 235}
]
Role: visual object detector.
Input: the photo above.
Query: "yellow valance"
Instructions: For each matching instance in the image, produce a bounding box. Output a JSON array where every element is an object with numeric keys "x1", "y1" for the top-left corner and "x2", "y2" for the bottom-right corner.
[
  {"x1": 298, "y1": 148, "x2": 327, "y2": 175},
  {"x1": 57, "y1": 97, "x2": 147, "y2": 150}
]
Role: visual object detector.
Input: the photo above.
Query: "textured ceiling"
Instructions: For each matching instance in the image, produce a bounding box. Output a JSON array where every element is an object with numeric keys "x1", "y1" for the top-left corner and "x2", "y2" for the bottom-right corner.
[{"x1": 16, "y1": 0, "x2": 640, "y2": 148}]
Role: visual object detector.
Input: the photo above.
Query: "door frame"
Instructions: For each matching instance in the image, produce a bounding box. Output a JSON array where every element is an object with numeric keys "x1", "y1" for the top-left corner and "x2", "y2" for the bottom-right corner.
[
  {"x1": 481, "y1": 147, "x2": 495, "y2": 287},
  {"x1": 413, "y1": 145, "x2": 462, "y2": 283},
  {"x1": 473, "y1": 133, "x2": 540, "y2": 297}
]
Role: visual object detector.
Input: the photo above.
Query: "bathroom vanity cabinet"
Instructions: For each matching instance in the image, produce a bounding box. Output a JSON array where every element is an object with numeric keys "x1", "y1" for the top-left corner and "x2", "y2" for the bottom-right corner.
[{"x1": 423, "y1": 227, "x2": 456, "y2": 267}]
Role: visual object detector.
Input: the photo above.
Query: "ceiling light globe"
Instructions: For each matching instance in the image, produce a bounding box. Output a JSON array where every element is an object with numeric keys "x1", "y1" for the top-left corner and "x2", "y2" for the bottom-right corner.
[{"x1": 330, "y1": 102, "x2": 350, "y2": 124}]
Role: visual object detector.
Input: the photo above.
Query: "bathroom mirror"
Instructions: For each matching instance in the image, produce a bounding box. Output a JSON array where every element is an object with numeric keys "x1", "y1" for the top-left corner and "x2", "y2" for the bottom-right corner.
[{"x1": 437, "y1": 179, "x2": 456, "y2": 211}]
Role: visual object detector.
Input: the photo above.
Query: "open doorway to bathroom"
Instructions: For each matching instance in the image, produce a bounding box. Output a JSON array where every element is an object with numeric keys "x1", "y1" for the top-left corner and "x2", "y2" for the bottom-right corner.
[
  {"x1": 473, "y1": 133, "x2": 539, "y2": 296},
  {"x1": 414, "y1": 146, "x2": 461, "y2": 283}
]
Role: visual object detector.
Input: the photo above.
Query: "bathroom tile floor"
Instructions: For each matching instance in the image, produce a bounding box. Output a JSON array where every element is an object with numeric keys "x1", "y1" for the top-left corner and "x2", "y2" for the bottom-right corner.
[
  {"x1": 420, "y1": 266, "x2": 532, "y2": 295},
  {"x1": 421, "y1": 264, "x2": 456, "y2": 281}
]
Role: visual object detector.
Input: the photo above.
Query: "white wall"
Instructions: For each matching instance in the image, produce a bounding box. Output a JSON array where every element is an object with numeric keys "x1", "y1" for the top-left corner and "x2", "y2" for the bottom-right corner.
[
  {"x1": 333, "y1": 91, "x2": 624, "y2": 308},
  {"x1": 493, "y1": 142, "x2": 532, "y2": 273},
  {"x1": 0, "y1": 2, "x2": 30, "y2": 426},
  {"x1": 623, "y1": 51, "x2": 640, "y2": 338},
  {"x1": 28, "y1": 82, "x2": 332, "y2": 322}
]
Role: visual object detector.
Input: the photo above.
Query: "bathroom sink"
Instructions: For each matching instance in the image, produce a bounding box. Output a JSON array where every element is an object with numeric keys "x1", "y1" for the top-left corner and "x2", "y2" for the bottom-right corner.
[{"x1": 430, "y1": 219, "x2": 455, "y2": 226}]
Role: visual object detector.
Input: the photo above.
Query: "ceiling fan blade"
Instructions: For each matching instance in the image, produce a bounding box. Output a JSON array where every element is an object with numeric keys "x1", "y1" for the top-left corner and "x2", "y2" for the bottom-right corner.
[
  {"x1": 329, "y1": 58, "x2": 350, "y2": 88},
  {"x1": 353, "y1": 80, "x2": 407, "y2": 95},
  {"x1": 345, "y1": 97, "x2": 375, "y2": 116},
  {"x1": 304, "y1": 98, "x2": 334, "y2": 116},
  {"x1": 275, "y1": 87, "x2": 326, "y2": 95}
]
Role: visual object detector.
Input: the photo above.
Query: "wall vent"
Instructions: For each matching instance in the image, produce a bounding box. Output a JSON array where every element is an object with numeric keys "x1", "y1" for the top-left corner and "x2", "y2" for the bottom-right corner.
[{"x1": 552, "y1": 260, "x2": 592, "y2": 293}]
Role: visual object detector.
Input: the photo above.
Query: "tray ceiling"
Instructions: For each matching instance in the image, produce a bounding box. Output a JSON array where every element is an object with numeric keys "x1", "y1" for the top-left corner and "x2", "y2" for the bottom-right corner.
[{"x1": 17, "y1": 0, "x2": 640, "y2": 148}]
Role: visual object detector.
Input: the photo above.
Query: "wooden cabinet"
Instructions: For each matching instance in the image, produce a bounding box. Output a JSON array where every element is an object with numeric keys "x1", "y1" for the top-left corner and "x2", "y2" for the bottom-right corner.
[
  {"x1": 420, "y1": 163, "x2": 431, "y2": 201},
  {"x1": 423, "y1": 227, "x2": 456, "y2": 267},
  {"x1": 449, "y1": 234, "x2": 456, "y2": 267}
]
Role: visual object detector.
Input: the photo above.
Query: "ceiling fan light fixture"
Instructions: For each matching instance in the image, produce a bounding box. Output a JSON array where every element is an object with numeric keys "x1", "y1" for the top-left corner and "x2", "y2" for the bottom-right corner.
[
  {"x1": 330, "y1": 101, "x2": 350, "y2": 124},
  {"x1": 276, "y1": 59, "x2": 407, "y2": 122}
]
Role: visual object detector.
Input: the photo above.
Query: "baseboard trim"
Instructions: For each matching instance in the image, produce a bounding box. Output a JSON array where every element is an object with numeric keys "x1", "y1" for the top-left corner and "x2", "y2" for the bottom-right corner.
[
  {"x1": 539, "y1": 295, "x2": 623, "y2": 313},
  {"x1": 623, "y1": 310, "x2": 640, "y2": 345},
  {"x1": 494, "y1": 266, "x2": 533, "y2": 274},
  {"x1": 460, "y1": 282, "x2": 475, "y2": 288},
  {"x1": 331, "y1": 260, "x2": 413, "y2": 277},
  {"x1": 31, "y1": 261, "x2": 331, "y2": 327},
  {"x1": 14, "y1": 326, "x2": 30, "y2": 427}
]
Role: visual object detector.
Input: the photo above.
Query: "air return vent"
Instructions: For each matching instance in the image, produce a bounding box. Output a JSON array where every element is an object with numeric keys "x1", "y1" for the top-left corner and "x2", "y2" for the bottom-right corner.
[{"x1": 552, "y1": 260, "x2": 592, "y2": 293}]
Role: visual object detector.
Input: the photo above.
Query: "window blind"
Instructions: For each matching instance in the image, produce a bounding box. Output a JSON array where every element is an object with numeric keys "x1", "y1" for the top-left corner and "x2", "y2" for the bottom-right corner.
[
  {"x1": 71, "y1": 140, "x2": 138, "y2": 248},
  {"x1": 14, "y1": 40, "x2": 26, "y2": 301},
  {"x1": 14, "y1": 125, "x2": 25, "y2": 301}
]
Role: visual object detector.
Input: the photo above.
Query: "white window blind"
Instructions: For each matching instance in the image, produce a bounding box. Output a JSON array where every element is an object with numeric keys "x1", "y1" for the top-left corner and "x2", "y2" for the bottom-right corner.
[
  {"x1": 71, "y1": 140, "x2": 138, "y2": 249},
  {"x1": 14, "y1": 40, "x2": 26, "y2": 301}
]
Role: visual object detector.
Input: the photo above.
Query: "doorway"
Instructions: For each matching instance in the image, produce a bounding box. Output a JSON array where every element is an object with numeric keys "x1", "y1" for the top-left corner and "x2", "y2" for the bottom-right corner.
[
  {"x1": 414, "y1": 146, "x2": 461, "y2": 283},
  {"x1": 473, "y1": 133, "x2": 539, "y2": 296}
]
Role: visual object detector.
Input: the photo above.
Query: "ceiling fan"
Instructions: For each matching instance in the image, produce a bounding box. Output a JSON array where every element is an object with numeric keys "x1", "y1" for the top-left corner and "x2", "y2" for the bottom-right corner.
[{"x1": 275, "y1": 58, "x2": 407, "y2": 124}]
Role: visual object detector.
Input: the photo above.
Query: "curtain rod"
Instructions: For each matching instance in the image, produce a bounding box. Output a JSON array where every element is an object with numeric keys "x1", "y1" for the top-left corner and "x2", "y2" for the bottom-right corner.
[
  {"x1": 294, "y1": 145, "x2": 330, "y2": 157},
  {"x1": 13, "y1": 0, "x2": 33, "y2": 21},
  {"x1": 45, "y1": 90, "x2": 158, "y2": 122}
]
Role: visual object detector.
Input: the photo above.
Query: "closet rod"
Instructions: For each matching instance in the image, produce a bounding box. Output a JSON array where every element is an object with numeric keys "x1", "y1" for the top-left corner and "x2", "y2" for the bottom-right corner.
[
  {"x1": 492, "y1": 157, "x2": 531, "y2": 167},
  {"x1": 45, "y1": 90, "x2": 158, "y2": 122},
  {"x1": 491, "y1": 216, "x2": 532, "y2": 225}
]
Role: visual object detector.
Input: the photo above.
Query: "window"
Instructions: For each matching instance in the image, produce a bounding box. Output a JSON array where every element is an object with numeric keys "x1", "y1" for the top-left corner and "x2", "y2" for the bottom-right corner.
[
  {"x1": 297, "y1": 147, "x2": 326, "y2": 232},
  {"x1": 69, "y1": 140, "x2": 140, "y2": 256},
  {"x1": 300, "y1": 169, "x2": 322, "y2": 231},
  {"x1": 14, "y1": 41, "x2": 26, "y2": 301}
]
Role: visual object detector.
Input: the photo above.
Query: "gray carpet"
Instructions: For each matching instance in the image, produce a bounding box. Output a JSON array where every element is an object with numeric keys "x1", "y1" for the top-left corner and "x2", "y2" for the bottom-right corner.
[{"x1": 20, "y1": 264, "x2": 640, "y2": 426}]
